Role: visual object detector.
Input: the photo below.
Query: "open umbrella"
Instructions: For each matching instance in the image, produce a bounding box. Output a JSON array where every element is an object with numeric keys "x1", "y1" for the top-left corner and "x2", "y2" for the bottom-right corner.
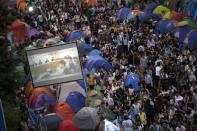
[
  {"x1": 176, "y1": 18, "x2": 197, "y2": 29},
  {"x1": 184, "y1": 30, "x2": 197, "y2": 50},
  {"x1": 55, "y1": 102, "x2": 75, "y2": 120},
  {"x1": 67, "y1": 31, "x2": 84, "y2": 42},
  {"x1": 78, "y1": 44, "x2": 93, "y2": 56},
  {"x1": 174, "y1": 26, "x2": 193, "y2": 42},
  {"x1": 117, "y1": 7, "x2": 131, "y2": 21},
  {"x1": 88, "y1": 49, "x2": 102, "y2": 56},
  {"x1": 170, "y1": 11, "x2": 191, "y2": 20},
  {"x1": 125, "y1": 73, "x2": 140, "y2": 92},
  {"x1": 153, "y1": 5, "x2": 171, "y2": 19},
  {"x1": 73, "y1": 107, "x2": 100, "y2": 130}
]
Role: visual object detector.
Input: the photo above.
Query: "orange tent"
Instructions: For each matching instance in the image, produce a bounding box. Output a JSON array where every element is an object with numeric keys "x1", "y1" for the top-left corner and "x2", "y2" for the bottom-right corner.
[
  {"x1": 55, "y1": 102, "x2": 75, "y2": 120},
  {"x1": 86, "y1": 0, "x2": 96, "y2": 7},
  {"x1": 9, "y1": 19, "x2": 27, "y2": 43},
  {"x1": 28, "y1": 87, "x2": 53, "y2": 106}
]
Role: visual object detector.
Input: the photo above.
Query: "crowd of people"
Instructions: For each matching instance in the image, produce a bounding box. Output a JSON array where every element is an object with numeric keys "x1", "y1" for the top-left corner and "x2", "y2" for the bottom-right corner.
[{"x1": 11, "y1": 0, "x2": 197, "y2": 131}]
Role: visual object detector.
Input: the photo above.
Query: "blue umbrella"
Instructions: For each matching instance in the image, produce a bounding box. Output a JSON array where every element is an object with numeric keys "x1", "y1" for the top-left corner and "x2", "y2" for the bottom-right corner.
[
  {"x1": 85, "y1": 56, "x2": 113, "y2": 71},
  {"x1": 66, "y1": 91, "x2": 85, "y2": 112},
  {"x1": 174, "y1": 26, "x2": 193, "y2": 42},
  {"x1": 88, "y1": 49, "x2": 102, "y2": 56},
  {"x1": 78, "y1": 44, "x2": 93, "y2": 56},
  {"x1": 184, "y1": 30, "x2": 197, "y2": 50},
  {"x1": 156, "y1": 20, "x2": 172, "y2": 34},
  {"x1": 117, "y1": 7, "x2": 131, "y2": 21},
  {"x1": 139, "y1": 13, "x2": 161, "y2": 22},
  {"x1": 124, "y1": 73, "x2": 140, "y2": 92},
  {"x1": 67, "y1": 31, "x2": 84, "y2": 42}
]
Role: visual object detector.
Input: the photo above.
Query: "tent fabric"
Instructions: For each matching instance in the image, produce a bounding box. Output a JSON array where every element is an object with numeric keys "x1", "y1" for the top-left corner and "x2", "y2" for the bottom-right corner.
[
  {"x1": 85, "y1": 56, "x2": 112, "y2": 71},
  {"x1": 73, "y1": 107, "x2": 100, "y2": 130},
  {"x1": 39, "y1": 113, "x2": 64, "y2": 131},
  {"x1": 153, "y1": 5, "x2": 171, "y2": 19},
  {"x1": 9, "y1": 19, "x2": 27, "y2": 43},
  {"x1": 59, "y1": 120, "x2": 80, "y2": 131},
  {"x1": 28, "y1": 87, "x2": 54, "y2": 106},
  {"x1": 117, "y1": 7, "x2": 131, "y2": 21},
  {"x1": 184, "y1": 30, "x2": 197, "y2": 50},
  {"x1": 78, "y1": 44, "x2": 93, "y2": 56},
  {"x1": 125, "y1": 73, "x2": 140, "y2": 92},
  {"x1": 88, "y1": 49, "x2": 102, "y2": 56},
  {"x1": 67, "y1": 31, "x2": 84, "y2": 42},
  {"x1": 170, "y1": 11, "x2": 191, "y2": 20},
  {"x1": 27, "y1": 27, "x2": 40, "y2": 38},
  {"x1": 30, "y1": 92, "x2": 57, "y2": 112},
  {"x1": 144, "y1": 3, "x2": 158, "y2": 14},
  {"x1": 55, "y1": 102, "x2": 75, "y2": 120},
  {"x1": 66, "y1": 91, "x2": 86, "y2": 112},
  {"x1": 174, "y1": 26, "x2": 193, "y2": 42},
  {"x1": 58, "y1": 81, "x2": 86, "y2": 102}
]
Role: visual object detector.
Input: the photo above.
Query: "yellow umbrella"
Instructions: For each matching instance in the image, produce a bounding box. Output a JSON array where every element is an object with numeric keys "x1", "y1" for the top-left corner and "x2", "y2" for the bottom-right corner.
[
  {"x1": 175, "y1": 21, "x2": 188, "y2": 27},
  {"x1": 153, "y1": 5, "x2": 171, "y2": 19}
]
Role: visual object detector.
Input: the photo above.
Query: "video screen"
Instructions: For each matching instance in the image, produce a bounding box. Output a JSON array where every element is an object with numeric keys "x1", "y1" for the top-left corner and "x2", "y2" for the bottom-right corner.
[{"x1": 26, "y1": 43, "x2": 83, "y2": 87}]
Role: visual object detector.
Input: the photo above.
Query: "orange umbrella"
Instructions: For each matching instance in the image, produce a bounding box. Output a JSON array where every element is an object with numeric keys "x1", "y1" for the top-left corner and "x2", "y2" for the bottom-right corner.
[
  {"x1": 28, "y1": 87, "x2": 53, "y2": 106},
  {"x1": 55, "y1": 102, "x2": 75, "y2": 120},
  {"x1": 16, "y1": 0, "x2": 27, "y2": 11}
]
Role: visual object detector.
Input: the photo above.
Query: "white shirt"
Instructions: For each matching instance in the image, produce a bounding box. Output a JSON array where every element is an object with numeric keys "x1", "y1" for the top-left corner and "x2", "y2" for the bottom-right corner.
[
  {"x1": 122, "y1": 119, "x2": 133, "y2": 131},
  {"x1": 155, "y1": 66, "x2": 162, "y2": 77},
  {"x1": 145, "y1": 74, "x2": 153, "y2": 87}
]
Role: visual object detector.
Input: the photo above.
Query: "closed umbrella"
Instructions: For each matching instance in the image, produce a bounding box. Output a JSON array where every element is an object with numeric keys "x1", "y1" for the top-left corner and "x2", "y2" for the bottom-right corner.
[{"x1": 73, "y1": 107, "x2": 100, "y2": 130}]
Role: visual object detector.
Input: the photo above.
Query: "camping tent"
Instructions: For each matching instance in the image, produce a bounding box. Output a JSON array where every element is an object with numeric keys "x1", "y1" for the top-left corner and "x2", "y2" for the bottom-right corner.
[
  {"x1": 55, "y1": 102, "x2": 75, "y2": 120},
  {"x1": 66, "y1": 91, "x2": 86, "y2": 112},
  {"x1": 58, "y1": 81, "x2": 86, "y2": 102}
]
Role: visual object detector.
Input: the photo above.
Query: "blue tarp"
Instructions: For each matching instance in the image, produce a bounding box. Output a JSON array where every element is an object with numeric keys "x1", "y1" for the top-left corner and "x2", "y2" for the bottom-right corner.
[
  {"x1": 67, "y1": 31, "x2": 84, "y2": 42},
  {"x1": 88, "y1": 49, "x2": 102, "y2": 56},
  {"x1": 85, "y1": 56, "x2": 113, "y2": 71},
  {"x1": 66, "y1": 91, "x2": 85, "y2": 112},
  {"x1": 117, "y1": 7, "x2": 131, "y2": 21},
  {"x1": 124, "y1": 73, "x2": 140, "y2": 92},
  {"x1": 78, "y1": 44, "x2": 93, "y2": 56}
]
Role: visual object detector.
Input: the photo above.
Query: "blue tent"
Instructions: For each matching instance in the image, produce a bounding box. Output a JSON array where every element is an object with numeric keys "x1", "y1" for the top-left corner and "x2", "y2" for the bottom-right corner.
[
  {"x1": 85, "y1": 56, "x2": 113, "y2": 71},
  {"x1": 78, "y1": 44, "x2": 93, "y2": 56},
  {"x1": 66, "y1": 91, "x2": 85, "y2": 112},
  {"x1": 117, "y1": 7, "x2": 131, "y2": 21},
  {"x1": 88, "y1": 49, "x2": 102, "y2": 56},
  {"x1": 144, "y1": 3, "x2": 158, "y2": 14},
  {"x1": 184, "y1": 30, "x2": 197, "y2": 50},
  {"x1": 124, "y1": 73, "x2": 140, "y2": 92},
  {"x1": 174, "y1": 26, "x2": 193, "y2": 42},
  {"x1": 67, "y1": 31, "x2": 84, "y2": 42}
]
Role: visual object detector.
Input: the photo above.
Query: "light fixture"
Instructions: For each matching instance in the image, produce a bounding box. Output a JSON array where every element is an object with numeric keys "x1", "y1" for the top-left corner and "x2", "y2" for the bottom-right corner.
[{"x1": 28, "y1": 6, "x2": 33, "y2": 12}]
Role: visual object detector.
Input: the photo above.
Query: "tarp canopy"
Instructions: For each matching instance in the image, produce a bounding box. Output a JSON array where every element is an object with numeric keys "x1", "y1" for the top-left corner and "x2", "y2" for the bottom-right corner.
[
  {"x1": 66, "y1": 91, "x2": 86, "y2": 112},
  {"x1": 58, "y1": 81, "x2": 86, "y2": 102},
  {"x1": 170, "y1": 11, "x2": 191, "y2": 20},
  {"x1": 85, "y1": 56, "x2": 113, "y2": 71},
  {"x1": 174, "y1": 26, "x2": 193, "y2": 42},
  {"x1": 55, "y1": 102, "x2": 75, "y2": 120},
  {"x1": 153, "y1": 5, "x2": 171, "y2": 19},
  {"x1": 59, "y1": 120, "x2": 80, "y2": 131},
  {"x1": 30, "y1": 92, "x2": 57, "y2": 112},
  {"x1": 117, "y1": 7, "x2": 131, "y2": 21},
  {"x1": 124, "y1": 73, "x2": 140, "y2": 92},
  {"x1": 28, "y1": 87, "x2": 54, "y2": 106},
  {"x1": 27, "y1": 27, "x2": 40, "y2": 38},
  {"x1": 88, "y1": 49, "x2": 102, "y2": 56},
  {"x1": 184, "y1": 30, "x2": 197, "y2": 50},
  {"x1": 78, "y1": 44, "x2": 93, "y2": 56},
  {"x1": 39, "y1": 113, "x2": 63, "y2": 131},
  {"x1": 67, "y1": 31, "x2": 84, "y2": 42}
]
